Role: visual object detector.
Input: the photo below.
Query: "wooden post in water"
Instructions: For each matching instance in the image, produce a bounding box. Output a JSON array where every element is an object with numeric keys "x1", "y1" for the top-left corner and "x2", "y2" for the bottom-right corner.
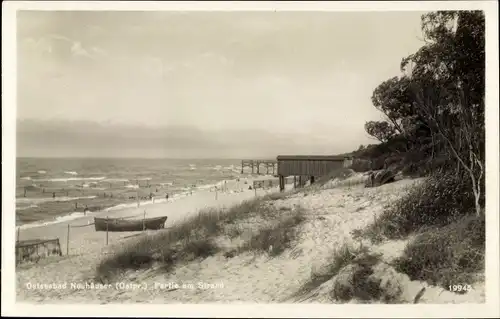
[
  {"x1": 24, "y1": 187, "x2": 27, "y2": 197},
  {"x1": 106, "y1": 216, "x2": 109, "y2": 245},
  {"x1": 254, "y1": 187, "x2": 257, "y2": 197},
  {"x1": 17, "y1": 226, "x2": 20, "y2": 243},
  {"x1": 215, "y1": 187, "x2": 218, "y2": 200},
  {"x1": 66, "y1": 224, "x2": 70, "y2": 255},
  {"x1": 143, "y1": 210, "x2": 146, "y2": 232},
  {"x1": 137, "y1": 191, "x2": 140, "y2": 208}
]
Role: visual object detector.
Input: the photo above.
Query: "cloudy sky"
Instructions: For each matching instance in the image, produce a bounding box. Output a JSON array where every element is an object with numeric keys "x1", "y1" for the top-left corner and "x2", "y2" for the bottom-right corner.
[{"x1": 17, "y1": 10, "x2": 426, "y2": 158}]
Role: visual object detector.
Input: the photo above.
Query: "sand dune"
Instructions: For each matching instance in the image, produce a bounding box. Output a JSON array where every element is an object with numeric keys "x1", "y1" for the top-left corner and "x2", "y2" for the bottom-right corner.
[{"x1": 16, "y1": 176, "x2": 485, "y2": 304}]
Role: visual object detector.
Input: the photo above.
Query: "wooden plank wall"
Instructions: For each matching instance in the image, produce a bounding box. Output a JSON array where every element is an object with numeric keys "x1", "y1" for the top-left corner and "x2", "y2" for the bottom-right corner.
[{"x1": 277, "y1": 159, "x2": 345, "y2": 177}]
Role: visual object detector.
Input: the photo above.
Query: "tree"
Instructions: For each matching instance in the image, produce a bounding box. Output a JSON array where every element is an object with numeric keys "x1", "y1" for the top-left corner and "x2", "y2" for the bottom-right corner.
[
  {"x1": 410, "y1": 80, "x2": 484, "y2": 216},
  {"x1": 364, "y1": 121, "x2": 397, "y2": 143},
  {"x1": 402, "y1": 10, "x2": 485, "y2": 216},
  {"x1": 371, "y1": 76, "x2": 416, "y2": 135},
  {"x1": 365, "y1": 10, "x2": 485, "y2": 215}
]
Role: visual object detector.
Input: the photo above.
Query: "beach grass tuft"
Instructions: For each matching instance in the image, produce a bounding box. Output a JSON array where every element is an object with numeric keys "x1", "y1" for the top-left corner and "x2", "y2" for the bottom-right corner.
[
  {"x1": 290, "y1": 243, "x2": 370, "y2": 300},
  {"x1": 394, "y1": 213, "x2": 484, "y2": 292},
  {"x1": 95, "y1": 194, "x2": 307, "y2": 283},
  {"x1": 359, "y1": 171, "x2": 485, "y2": 293},
  {"x1": 237, "y1": 206, "x2": 306, "y2": 257},
  {"x1": 362, "y1": 172, "x2": 479, "y2": 242}
]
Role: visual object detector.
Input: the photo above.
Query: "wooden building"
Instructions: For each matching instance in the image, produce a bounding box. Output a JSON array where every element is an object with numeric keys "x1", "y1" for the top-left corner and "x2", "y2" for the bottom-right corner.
[{"x1": 276, "y1": 155, "x2": 353, "y2": 191}]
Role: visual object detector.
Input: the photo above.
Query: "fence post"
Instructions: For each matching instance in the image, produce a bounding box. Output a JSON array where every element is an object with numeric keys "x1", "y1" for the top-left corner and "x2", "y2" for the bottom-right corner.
[
  {"x1": 17, "y1": 226, "x2": 20, "y2": 243},
  {"x1": 106, "y1": 216, "x2": 109, "y2": 245},
  {"x1": 215, "y1": 188, "x2": 218, "y2": 200},
  {"x1": 254, "y1": 187, "x2": 257, "y2": 197},
  {"x1": 66, "y1": 224, "x2": 70, "y2": 255},
  {"x1": 143, "y1": 210, "x2": 146, "y2": 232}
]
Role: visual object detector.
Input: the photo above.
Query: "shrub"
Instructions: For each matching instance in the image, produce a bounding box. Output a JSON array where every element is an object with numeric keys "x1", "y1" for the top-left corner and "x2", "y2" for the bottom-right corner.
[
  {"x1": 95, "y1": 198, "x2": 265, "y2": 282},
  {"x1": 394, "y1": 213, "x2": 485, "y2": 292},
  {"x1": 364, "y1": 170, "x2": 479, "y2": 241},
  {"x1": 290, "y1": 243, "x2": 370, "y2": 299}
]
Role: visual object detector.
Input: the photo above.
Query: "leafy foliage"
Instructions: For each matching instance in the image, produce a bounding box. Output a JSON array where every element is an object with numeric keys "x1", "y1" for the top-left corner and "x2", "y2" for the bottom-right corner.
[{"x1": 362, "y1": 10, "x2": 485, "y2": 184}]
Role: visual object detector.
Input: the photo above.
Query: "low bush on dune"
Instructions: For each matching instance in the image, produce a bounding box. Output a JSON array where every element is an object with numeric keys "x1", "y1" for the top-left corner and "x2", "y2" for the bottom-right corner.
[
  {"x1": 363, "y1": 171, "x2": 480, "y2": 242},
  {"x1": 95, "y1": 196, "x2": 308, "y2": 282},
  {"x1": 237, "y1": 206, "x2": 306, "y2": 257},
  {"x1": 96, "y1": 199, "x2": 263, "y2": 282},
  {"x1": 394, "y1": 213, "x2": 485, "y2": 292},
  {"x1": 290, "y1": 243, "x2": 371, "y2": 299},
  {"x1": 360, "y1": 169, "x2": 485, "y2": 293}
]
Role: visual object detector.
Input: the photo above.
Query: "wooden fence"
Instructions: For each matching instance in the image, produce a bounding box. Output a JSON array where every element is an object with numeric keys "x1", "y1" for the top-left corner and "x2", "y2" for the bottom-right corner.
[
  {"x1": 16, "y1": 211, "x2": 154, "y2": 265},
  {"x1": 16, "y1": 238, "x2": 62, "y2": 265}
]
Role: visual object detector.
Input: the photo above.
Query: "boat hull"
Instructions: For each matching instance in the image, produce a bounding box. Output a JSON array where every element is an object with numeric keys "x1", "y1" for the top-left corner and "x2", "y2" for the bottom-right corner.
[{"x1": 94, "y1": 216, "x2": 168, "y2": 232}]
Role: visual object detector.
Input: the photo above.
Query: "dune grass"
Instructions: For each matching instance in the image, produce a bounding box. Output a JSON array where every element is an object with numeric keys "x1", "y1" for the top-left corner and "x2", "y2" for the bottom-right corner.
[
  {"x1": 290, "y1": 243, "x2": 371, "y2": 300},
  {"x1": 359, "y1": 171, "x2": 485, "y2": 293},
  {"x1": 95, "y1": 193, "x2": 307, "y2": 283},
  {"x1": 362, "y1": 172, "x2": 477, "y2": 243},
  {"x1": 237, "y1": 206, "x2": 306, "y2": 257},
  {"x1": 394, "y1": 213, "x2": 485, "y2": 292}
]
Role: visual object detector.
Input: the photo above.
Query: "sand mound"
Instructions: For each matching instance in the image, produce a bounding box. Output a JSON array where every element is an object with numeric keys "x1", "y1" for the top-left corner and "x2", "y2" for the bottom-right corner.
[{"x1": 16, "y1": 178, "x2": 484, "y2": 304}]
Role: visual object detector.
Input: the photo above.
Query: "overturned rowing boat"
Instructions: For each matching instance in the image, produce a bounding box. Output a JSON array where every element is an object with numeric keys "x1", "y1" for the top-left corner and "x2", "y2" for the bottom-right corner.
[{"x1": 94, "y1": 216, "x2": 168, "y2": 232}]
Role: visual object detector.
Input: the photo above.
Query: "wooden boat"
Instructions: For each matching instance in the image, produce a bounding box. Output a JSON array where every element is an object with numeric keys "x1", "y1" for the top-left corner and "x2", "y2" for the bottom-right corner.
[{"x1": 94, "y1": 216, "x2": 168, "y2": 232}]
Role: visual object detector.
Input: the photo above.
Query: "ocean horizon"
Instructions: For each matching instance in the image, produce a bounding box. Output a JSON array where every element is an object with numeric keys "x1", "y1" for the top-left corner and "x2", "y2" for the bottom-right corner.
[{"x1": 15, "y1": 157, "x2": 265, "y2": 228}]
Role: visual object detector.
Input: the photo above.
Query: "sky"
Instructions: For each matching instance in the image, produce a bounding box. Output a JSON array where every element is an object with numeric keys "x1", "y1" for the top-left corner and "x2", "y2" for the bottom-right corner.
[{"x1": 16, "y1": 10, "x2": 426, "y2": 158}]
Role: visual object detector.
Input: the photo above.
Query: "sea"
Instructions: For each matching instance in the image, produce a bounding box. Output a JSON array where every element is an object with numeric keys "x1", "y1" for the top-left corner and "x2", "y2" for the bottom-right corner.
[{"x1": 15, "y1": 158, "x2": 253, "y2": 229}]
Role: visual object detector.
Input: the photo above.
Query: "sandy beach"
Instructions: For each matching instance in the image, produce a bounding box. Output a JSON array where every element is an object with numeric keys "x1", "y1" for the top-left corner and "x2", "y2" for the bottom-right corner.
[
  {"x1": 16, "y1": 174, "x2": 485, "y2": 304},
  {"x1": 16, "y1": 176, "x2": 282, "y2": 256}
]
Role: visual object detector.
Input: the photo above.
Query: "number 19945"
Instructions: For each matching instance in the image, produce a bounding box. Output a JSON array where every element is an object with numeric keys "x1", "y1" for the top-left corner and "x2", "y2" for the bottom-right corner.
[{"x1": 449, "y1": 284, "x2": 472, "y2": 292}]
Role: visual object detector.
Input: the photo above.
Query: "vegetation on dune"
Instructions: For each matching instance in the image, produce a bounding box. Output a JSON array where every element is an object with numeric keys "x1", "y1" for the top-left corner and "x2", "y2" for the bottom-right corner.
[
  {"x1": 95, "y1": 194, "x2": 306, "y2": 283},
  {"x1": 291, "y1": 243, "x2": 371, "y2": 299},
  {"x1": 348, "y1": 11, "x2": 485, "y2": 204},
  {"x1": 309, "y1": 10, "x2": 486, "y2": 300},
  {"x1": 352, "y1": 10, "x2": 486, "y2": 293},
  {"x1": 394, "y1": 213, "x2": 485, "y2": 292},
  {"x1": 362, "y1": 171, "x2": 481, "y2": 242},
  {"x1": 95, "y1": 10, "x2": 485, "y2": 301},
  {"x1": 237, "y1": 207, "x2": 306, "y2": 257}
]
